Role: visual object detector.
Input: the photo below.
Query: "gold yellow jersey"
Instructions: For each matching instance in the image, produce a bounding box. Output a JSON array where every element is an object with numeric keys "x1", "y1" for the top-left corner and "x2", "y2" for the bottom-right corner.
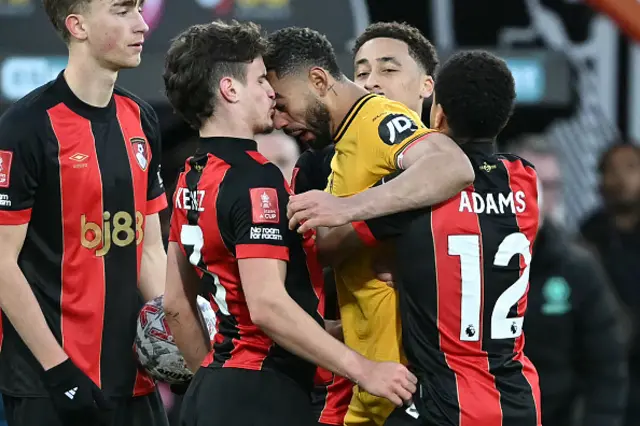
[{"x1": 325, "y1": 94, "x2": 436, "y2": 425}]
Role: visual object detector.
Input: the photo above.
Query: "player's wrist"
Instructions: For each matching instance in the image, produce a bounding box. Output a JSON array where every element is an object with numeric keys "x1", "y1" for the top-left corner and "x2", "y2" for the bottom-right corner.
[
  {"x1": 40, "y1": 351, "x2": 69, "y2": 372},
  {"x1": 41, "y1": 358, "x2": 77, "y2": 386},
  {"x1": 341, "y1": 349, "x2": 369, "y2": 386},
  {"x1": 345, "y1": 198, "x2": 361, "y2": 223},
  {"x1": 344, "y1": 191, "x2": 375, "y2": 223}
]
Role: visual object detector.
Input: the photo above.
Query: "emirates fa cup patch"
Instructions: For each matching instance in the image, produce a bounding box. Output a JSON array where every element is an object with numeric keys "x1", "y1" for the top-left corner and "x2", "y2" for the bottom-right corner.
[
  {"x1": 130, "y1": 137, "x2": 149, "y2": 171},
  {"x1": 250, "y1": 188, "x2": 279, "y2": 224},
  {"x1": 0, "y1": 150, "x2": 13, "y2": 188}
]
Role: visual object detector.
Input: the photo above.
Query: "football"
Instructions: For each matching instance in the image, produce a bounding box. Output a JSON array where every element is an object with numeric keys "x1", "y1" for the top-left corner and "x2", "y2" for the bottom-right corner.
[{"x1": 135, "y1": 294, "x2": 217, "y2": 384}]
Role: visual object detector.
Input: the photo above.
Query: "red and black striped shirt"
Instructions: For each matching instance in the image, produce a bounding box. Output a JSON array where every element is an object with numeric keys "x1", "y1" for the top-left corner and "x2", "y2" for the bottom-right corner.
[
  {"x1": 356, "y1": 142, "x2": 542, "y2": 426},
  {"x1": 292, "y1": 146, "x2": 351, "y2": 425},
  {"x1": 0, "y1": 72, "x2": 167, "y2": 397},
  {"x1": 169, "y1": 137, "x2": 324, "y2": 390}
]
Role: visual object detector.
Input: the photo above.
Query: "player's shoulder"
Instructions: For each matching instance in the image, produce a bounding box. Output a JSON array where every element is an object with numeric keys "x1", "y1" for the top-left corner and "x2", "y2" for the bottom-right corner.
[
  {"x1": 496, "y1": 152, "x2": 536, "y2": 170},
  {"x1": 0, "y1": 80, "x2": 59, "y2": 136},
  {"x1": 368, "y1": 95, "x2": 423, "y2": 122},
  {"x1": 114, "y1": 85, "x2": 159, "y2": 124},
  {"x1": 355, "y1": 95, "x2": 431, "y2": 146},
  {"x1": 223, "y1": 151, "x2": 287, "y2": 191}
]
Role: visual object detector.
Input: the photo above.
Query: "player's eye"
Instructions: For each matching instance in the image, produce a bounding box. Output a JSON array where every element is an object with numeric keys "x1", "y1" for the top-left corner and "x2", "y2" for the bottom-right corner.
[
  {"x1": 356, "y1": 72, "x2": 369, "y2": 79},
  {"x1": 382, "y1": 69, "x2": 397, "y2": 73},
  {"x1": 116, "y1": 8, "x2": 129, "y2": 15}
]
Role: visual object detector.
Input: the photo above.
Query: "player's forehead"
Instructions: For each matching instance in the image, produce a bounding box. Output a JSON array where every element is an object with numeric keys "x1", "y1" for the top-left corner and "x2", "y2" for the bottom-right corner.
[
  {"x1": 354, "y1": 37, "x2": 413, "y2": 67},
  {"x1": 267, "y1": 70, "x2": 303, "y2": 100},
  {"x1": 91, "y1": 0, "x2": 144, "y2": 11},
  {"x1": 246, "y1": 57, "x2": 267, "y2": 78}
]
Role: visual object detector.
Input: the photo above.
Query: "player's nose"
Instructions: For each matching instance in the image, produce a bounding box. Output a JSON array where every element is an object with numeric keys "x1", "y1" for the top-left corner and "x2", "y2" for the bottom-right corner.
[
  {"x1": 272, "y1": 111, "x2": 289, "y2": 130},
  {"x1": 135, "y1": 9, "x2": 150, "y2": 34},
  {"x1": 266, "y1": 86, "x2": 276, "y2": 100},
  {"x1": 364, "y1": 76, "x2": 381, "y2": 93}
]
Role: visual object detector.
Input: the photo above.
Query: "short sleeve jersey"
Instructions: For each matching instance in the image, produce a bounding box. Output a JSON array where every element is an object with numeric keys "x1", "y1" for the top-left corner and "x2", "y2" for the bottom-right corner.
[
  {"x1": 325, "y1": 94, "x2": 435, "y2": 373},
  {"x1": 357, "y1": 143, "x2": 542, "y2": 426},
  {"x1": 0, "y1": 72, "x2": 167, "y2": 397},
  {"x1": 169, "y1": 137, "x2": 324, "y2": 390}
]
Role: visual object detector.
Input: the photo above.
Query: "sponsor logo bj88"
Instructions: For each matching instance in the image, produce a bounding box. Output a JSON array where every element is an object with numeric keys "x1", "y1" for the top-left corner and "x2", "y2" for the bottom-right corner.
[{"x1": 81, "y1": 211, "x2": 144, "y2": 256}]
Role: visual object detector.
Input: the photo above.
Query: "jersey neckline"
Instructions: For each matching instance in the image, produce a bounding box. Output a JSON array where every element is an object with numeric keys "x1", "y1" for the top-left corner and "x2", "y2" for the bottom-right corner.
[
  {"x1": 333, "y1": 93, "x2": 377, "y2": 143},
  {"x1": 53, "y1": 71, "x2": 116, "y2": 122},
  {"x1": 197, "y1": 136, "x2": 257, "y2": 156}
]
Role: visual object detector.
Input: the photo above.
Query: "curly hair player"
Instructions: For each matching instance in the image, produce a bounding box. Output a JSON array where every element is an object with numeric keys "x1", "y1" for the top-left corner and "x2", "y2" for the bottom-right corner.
[
  {"x1": 290, "y1": 22, "x2": 441, "y2": 426},
  {"x1": 161, "y1": 21, "x2": 417, "y2": 426},
  {"x1": 264, "y1": 26, "x2": 474, "y2": 426},
  {"x1": 296, "y1": 51, "x2": 543, "y2": 426}
]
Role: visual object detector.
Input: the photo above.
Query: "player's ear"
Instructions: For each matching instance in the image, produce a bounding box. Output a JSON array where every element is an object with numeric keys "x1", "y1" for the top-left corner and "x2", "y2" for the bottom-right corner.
[
  {"x1": 65, "y1": 13, "x2": 88, "y2": 41},
  {"x1": 420, "y1": 75, "x2": 434, "y2": 100},
  {"x1": 308, "y1": 67, "x2": 331, "y2": 97},
  {"x1": 431, "y1": 102, "x2": 446, "y2": 131},
  {"x1": 219, "y1": 77, "x2": 239, "y2": 104}
]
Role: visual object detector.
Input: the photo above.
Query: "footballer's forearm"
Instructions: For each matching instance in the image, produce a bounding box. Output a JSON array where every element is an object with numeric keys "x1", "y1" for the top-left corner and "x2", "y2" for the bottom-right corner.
[
  {"x1": 139, "y1": 214, "x2": 167, "y2": 301},
  {"x1": 0, "y1": 260, "x2": 68, "y2": 370},
  {"x1": 163, "y1": 296, "x2": 210, "y2": 372},
  {"x1": 347, "y1": 134, "x2": 474, "y2": 220},
  {"x1": 163, "y1": 242, "x2": 210, "y2": 372},
  {"x1": 250, "y1": 289, "x2": 367, "y2": 384}
]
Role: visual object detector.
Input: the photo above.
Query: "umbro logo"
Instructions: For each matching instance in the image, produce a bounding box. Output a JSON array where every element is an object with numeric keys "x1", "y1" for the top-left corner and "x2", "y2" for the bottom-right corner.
[
  {"x1": 69, "y1": 153, "x2": 89, "y2": 169},
  {"x1": 65, "y1": 387, "x2": 78, "y2": 399},
  {"x1": 69, "y1": 153, "x2": 88, "y2": 162}
]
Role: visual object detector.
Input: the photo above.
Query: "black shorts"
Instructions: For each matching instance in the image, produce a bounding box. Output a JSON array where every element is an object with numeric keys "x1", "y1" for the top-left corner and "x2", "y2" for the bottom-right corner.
[
  {"x1": 3, "y1": 390, "x2": 168, "y2": 426},
  {"x1": 384, "y1": 405, "x2": 427, "y2": 426},
  {"x1": 180, "y1": 367, "x2": 316, "y2": 426}
]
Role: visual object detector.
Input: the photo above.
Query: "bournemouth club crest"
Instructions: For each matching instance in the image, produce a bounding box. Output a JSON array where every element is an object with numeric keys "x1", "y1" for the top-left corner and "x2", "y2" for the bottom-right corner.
[{"x1": 131, "y1": 137, "x2": 149, "y2": 171}]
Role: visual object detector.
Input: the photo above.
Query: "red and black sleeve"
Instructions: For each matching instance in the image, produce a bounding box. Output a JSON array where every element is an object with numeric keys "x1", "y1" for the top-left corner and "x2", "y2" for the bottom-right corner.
[
  {"x1": 352, "y1": 170, "x2": 423, "y2": 245},
  {"x1": 352, "y1": 209, "x2": 421, "y2": 245},
  {"x1": 0, "y1": 106, "x2": 43, "y2": 225},
  {"x1": 167, "y1": 171, "x2": 187, "y2": 244},
  {"x1": 220, "y1": 165, "x2": 292, "y2": 261},
  {"x1": 139, "y1": 102, "x2": 168, "y2": 215}
]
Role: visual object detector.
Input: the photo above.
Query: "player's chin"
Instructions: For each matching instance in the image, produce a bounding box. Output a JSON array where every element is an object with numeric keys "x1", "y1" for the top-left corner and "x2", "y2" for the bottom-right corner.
[
  {"x1": 257, "y1": 121, "x2": 275, "y2": 135},
  {"x1": 117, "y1": 55, "x2": 142, "y2": 69}
]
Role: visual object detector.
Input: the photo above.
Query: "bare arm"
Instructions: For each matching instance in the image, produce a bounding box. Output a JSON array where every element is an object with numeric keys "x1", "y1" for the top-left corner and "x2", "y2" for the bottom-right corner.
[
  {"x1": 314, "y1": 173, "x2": 421, "y2": 267},
  {"x1": 0, "y1": 225, "x2": 68, "y2": 370},
  {"x1": 287, "y1": 134, "x2": 473, "y2": 233},
  {"x1": 346, "y1": 133, "x2": 473, "y2": 220},
  {"x1": 163, "y1": 242, "x2": 211, "y2": 372},
  {"x1": 139, "y1": 213, "x2": 166, "y2": 301},
  {"x1": 239, "y1": 257, "x2": 365, "y2": 379}
]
